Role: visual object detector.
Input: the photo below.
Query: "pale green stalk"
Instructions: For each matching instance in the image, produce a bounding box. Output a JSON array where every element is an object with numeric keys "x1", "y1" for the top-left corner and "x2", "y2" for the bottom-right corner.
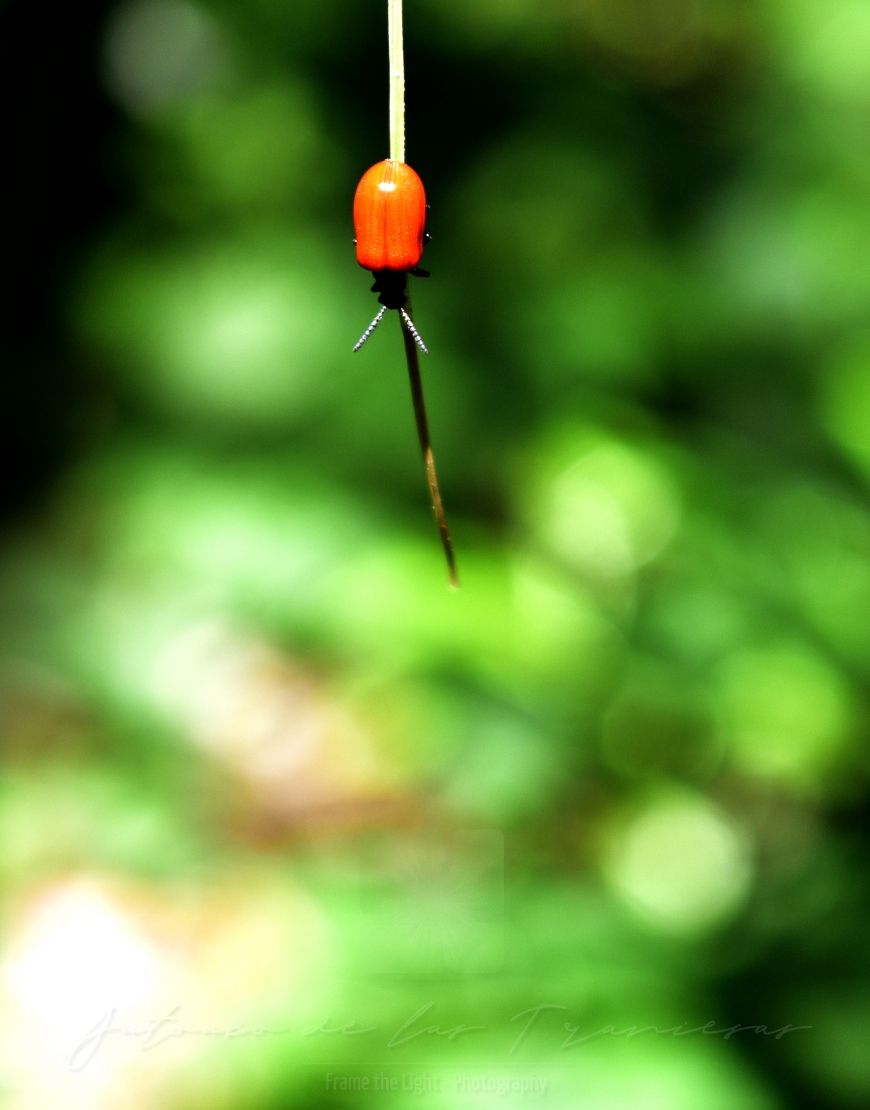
[{"x1": 388, "y1": 0, "x2": 404, "y2": 162}]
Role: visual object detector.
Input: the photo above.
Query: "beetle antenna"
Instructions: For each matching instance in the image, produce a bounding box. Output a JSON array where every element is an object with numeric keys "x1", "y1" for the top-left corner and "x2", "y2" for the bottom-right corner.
[
  {"x1": 399, "y1": 308, "x2": 429, "y2": 355},
  {"x1": 352, "y1": 306, "x2": 386, "y2": 352},
  {"x1": 399, "y1": 302, "x2": 458, "y2": 588}
]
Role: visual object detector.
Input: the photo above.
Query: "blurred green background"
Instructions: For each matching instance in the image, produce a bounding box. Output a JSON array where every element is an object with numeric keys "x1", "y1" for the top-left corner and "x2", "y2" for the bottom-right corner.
[{"x1": 2, "y1": 0, "x2": 870, "y2": 1107}]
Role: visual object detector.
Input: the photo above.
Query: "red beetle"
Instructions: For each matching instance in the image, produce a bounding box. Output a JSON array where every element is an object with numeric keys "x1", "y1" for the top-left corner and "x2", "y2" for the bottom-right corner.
[
  {"x1": 352, "y1": 159, "x2": 430, "y2": 352},
  {"x1": 349, "y1": 154, "x2": 456, "y2": 585}
]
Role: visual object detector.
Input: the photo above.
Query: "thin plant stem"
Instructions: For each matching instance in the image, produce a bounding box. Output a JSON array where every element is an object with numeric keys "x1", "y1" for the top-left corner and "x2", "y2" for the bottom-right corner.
[
  {"x1": 388, "y1": 1, "x2": 454, "y2": 583},
  {"x1": 388, "y1": 0, "x2": 404, "y2": 162},
  {"x1": 399, "y1": 296, "x2": 458, "y2": 588}
]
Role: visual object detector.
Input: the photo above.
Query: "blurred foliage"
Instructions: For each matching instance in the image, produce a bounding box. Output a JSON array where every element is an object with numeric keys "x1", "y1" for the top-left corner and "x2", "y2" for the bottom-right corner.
[{"x1": 2, "y1": 0, "x2": 870, "y2": 1108}]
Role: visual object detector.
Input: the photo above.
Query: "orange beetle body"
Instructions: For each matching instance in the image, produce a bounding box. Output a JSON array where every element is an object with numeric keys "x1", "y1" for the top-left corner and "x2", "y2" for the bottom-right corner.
[
  {"x1": 354, "y1": 159, "x2": 427, "y2": 273},
  {"x1": 351, "y1": 159, "x2": 430, "y2": 342}
]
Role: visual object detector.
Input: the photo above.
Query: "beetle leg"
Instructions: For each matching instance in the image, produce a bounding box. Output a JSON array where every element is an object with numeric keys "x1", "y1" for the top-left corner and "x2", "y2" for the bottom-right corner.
[
  {"x1": 400, "y1": 308, "x2": 429, "y2": 355},
  {"x1": 352, "y1": 306, "x2": 386, "y2": 352}
]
